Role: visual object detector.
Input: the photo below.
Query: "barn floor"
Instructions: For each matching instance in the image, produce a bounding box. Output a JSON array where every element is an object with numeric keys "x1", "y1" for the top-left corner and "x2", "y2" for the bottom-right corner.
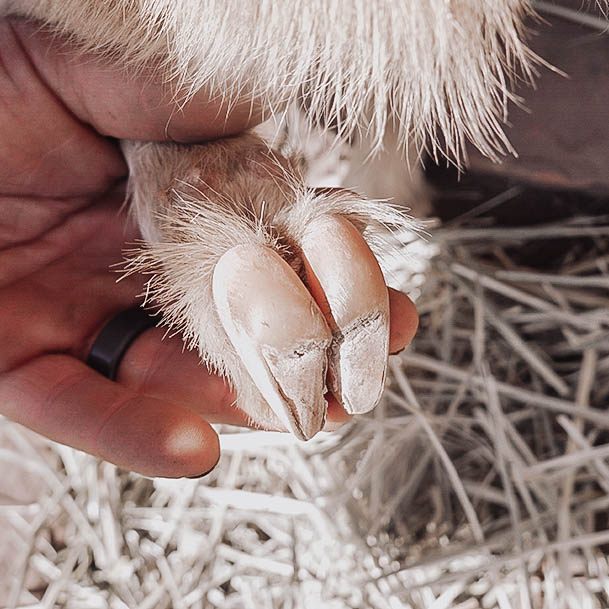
[{"x1": 1, "y1": 170, "x2": 608, "y2": 608}]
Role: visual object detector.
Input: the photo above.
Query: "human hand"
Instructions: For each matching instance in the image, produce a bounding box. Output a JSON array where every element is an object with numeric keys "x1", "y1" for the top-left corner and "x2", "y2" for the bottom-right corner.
[{"x1": 0, "y1": 20, "x2": 418, "y2": 477}]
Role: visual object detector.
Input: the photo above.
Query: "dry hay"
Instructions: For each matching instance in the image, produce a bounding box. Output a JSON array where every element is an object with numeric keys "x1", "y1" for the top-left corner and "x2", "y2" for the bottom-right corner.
[{"x1": 1, "y1": 195, "x2": 609, "y2": 609}]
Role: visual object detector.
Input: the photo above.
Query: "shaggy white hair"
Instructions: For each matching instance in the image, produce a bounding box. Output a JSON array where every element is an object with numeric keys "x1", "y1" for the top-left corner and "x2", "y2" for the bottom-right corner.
[{"x1": 9, "y1": 0, "x2": 539, "y2": 162}]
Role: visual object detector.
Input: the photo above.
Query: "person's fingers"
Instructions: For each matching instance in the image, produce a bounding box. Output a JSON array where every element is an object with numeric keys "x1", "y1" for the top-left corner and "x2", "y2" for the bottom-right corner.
[
  {"x1": 388, "y1": 288, "x2": 419, "y2": 354},
  {"x1": 11, "y1": 20, "x2": 263, "y2": 143},
  {"x1": 0, "y1": 354, "x2": 220, "y2": 478},
  {"x1": 115, "y1": 328, "x2": 248, "y2": 426}
]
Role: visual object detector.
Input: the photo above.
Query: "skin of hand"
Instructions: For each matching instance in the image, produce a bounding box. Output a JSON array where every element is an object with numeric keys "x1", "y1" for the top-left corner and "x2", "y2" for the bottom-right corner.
[{"x1": 0, "y1": 19, "x2": 419, "y2": 478}]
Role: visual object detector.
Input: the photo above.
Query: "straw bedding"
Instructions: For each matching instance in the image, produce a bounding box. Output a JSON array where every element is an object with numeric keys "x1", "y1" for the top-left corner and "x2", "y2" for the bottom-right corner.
[{"x1": 1, "y1": 179, "x2": 608, "y2": 609}]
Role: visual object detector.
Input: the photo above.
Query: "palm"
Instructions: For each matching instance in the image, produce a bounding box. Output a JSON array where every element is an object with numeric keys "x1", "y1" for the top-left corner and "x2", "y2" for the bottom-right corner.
[{"x1": 0, "y1": 185, "x2": 141, "y2": 369}]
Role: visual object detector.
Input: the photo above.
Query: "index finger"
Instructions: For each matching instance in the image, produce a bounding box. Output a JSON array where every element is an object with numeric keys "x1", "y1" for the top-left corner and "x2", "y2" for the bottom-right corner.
[{"x1": 0, "y1": 354, "x2": 220, "y2": 478}]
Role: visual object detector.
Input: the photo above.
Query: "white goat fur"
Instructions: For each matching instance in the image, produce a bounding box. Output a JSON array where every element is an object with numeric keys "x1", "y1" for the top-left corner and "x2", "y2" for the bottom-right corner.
[
  {"x1": 4, "y1": 0, "x2": 604, "y2": 430},
  {"x1": 10, "y1": 0, "x2": 538, "y2": 160}
]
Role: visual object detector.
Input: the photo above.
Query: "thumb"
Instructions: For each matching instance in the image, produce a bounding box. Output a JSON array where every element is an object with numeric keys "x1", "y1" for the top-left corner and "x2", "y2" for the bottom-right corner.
[{"x1": 10, "y1": 19, "x2": 263, "y2": 142}]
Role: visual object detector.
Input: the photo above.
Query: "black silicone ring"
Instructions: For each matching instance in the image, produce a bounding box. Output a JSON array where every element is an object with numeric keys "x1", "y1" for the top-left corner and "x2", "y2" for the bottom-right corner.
[{"x1": 86, "y1": 308, "x2": 157, "y2": 381}]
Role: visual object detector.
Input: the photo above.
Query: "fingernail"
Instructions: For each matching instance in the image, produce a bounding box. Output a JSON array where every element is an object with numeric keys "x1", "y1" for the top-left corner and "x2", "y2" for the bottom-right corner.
[{"x1": 186, "y1": 456, "x2": 220, "y2": 479}]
